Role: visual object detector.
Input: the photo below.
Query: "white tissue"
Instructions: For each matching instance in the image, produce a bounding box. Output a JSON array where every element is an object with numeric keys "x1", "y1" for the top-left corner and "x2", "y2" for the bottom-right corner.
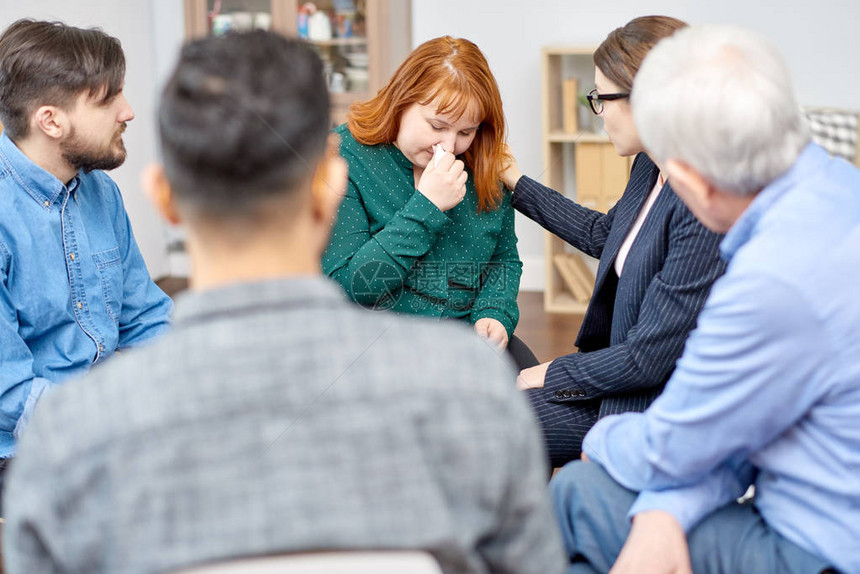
[{"x1": 433, "y1": 144, "x2": 446, "y2": 167}]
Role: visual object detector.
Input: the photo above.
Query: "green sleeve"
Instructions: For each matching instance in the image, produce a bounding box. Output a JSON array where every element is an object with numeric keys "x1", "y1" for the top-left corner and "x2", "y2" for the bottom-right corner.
[
  {"x1": 322, "y1": 177, "x2": 451, "y2": 306},
  {"x1": 470, "y1": 195, "x2": 522, "y2": 338}
]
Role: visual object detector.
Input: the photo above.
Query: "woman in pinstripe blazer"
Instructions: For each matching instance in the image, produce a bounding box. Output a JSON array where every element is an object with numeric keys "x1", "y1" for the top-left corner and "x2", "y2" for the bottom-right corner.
[{"x1": 502, "y1": 16, "x2": 726, "y2": 467}]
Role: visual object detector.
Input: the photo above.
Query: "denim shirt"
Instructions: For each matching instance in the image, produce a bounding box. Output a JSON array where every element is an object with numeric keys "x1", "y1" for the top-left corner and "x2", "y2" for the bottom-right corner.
[{"x1": 0, "y1": 132, "x2": 173, "y2": 457}]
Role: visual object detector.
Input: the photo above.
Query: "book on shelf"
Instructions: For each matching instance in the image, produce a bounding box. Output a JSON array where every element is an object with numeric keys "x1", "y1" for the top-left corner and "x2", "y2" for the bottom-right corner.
[
  {"x1": 567, "y1": 252, "x2": 595, "y2": 298},
  {"x1": 553, "y1": 253, "x2": 594, "y2": 303},
  {"x1": 562, "y1": 77, "x2": 579, "y2": 134}
]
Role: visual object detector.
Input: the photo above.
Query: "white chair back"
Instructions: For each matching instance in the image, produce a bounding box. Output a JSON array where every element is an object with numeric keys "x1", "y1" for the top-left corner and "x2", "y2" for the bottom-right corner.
[{"x1": 172, "y1": 550, "x2": 443, "y2": 574}]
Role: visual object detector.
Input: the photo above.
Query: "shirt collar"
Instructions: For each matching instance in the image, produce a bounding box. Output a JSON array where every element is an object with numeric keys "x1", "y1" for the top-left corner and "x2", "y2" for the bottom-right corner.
[
  {"x1": 172, "y1": 276, "x2": 348, "y2": 327},
  {"x1": 720, "y1": 142, "x2": 829, "y2": 261},
  {"x1": 0, "y1": 131, "x2": 80, "y2": 208}
]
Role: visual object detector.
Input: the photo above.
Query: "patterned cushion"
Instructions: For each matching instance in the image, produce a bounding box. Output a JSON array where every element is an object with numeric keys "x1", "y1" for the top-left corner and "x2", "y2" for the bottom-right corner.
[{"x1": 803, "y1": 107, "x2": 859, "y2": 164}]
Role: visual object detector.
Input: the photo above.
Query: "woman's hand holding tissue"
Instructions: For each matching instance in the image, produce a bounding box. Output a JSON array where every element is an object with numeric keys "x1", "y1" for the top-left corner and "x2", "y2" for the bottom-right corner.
[{"x1": 417, "y1": 145, "x2": 468, "y2": 212}]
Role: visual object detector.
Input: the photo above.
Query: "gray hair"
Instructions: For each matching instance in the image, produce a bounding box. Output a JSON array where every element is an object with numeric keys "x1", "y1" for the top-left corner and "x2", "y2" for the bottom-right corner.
[{"x1": 631, "y1": 25, "x2": 810, "y2": 196}]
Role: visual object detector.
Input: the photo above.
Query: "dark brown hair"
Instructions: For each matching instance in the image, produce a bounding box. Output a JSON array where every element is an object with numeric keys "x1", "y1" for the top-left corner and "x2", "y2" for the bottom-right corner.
[
  {"x1": 348, "y1": 36, "x2": 510, "y2": 212},
  {"x1": 0, "y1": 19, "x2": 125, "y2": 139},
  {"x1": 593, "y1": 16, "x2": 687, "y2": 93}
]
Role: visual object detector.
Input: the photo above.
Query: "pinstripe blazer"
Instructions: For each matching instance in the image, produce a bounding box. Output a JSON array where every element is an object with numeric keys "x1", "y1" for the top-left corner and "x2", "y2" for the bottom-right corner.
[{"x1": 513, "y1": 153, "x2": 725, "y2": 418}]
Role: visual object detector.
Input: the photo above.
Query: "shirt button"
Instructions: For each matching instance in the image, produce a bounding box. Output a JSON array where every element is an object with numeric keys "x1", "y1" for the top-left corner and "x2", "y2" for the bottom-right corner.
[
  {"x1": 44, "y1": 200, "x2": 50, "y2": 207},
  {"x1": 70, "y1": 253, "x2": 76, "y2": 261},
  {"x1": 77, "y1": 301, "x2": 83, "y2": 309},
  {"x1": 99, "y1": 345, "x2": 104, "y2": 352}
]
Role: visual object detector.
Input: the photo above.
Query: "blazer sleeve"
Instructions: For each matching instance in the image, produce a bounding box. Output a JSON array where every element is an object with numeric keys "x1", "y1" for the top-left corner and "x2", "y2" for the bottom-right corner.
[
  {"x1": 511, "y1": 175, "x2": 615, "y2": 259},
  {"x1": 543, "y1": 202, "x2": 726, "y2": 403}
]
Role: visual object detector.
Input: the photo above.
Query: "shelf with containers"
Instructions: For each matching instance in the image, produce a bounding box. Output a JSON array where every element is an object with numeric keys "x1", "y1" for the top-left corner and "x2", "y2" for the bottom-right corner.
[
  {"x1": 541, "y1": 45, "x2": 634, "y2": 314},
  {"x1": 183, "y1": 0, "x2": 411, "y2": 124}
]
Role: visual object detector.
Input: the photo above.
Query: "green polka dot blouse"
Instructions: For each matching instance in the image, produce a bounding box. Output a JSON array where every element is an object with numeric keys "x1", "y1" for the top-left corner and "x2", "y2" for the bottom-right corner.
[{"x1": 322, "y1": 124, "x2": 522, "y2": 337}]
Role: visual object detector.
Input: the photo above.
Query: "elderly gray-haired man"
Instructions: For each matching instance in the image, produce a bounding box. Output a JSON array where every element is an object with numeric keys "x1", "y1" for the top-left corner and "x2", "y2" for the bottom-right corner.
[{"x1": 550, "y1": 25, "x2": 860, "y2": 574}]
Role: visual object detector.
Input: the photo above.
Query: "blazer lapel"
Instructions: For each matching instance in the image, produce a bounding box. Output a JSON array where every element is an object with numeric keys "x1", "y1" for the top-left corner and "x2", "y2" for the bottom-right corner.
[{"x1": 592, "y1": 158, "x2": 660, "y2": 292}]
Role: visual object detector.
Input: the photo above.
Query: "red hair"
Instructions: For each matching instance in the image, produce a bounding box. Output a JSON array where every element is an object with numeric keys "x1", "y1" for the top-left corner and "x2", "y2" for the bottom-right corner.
[{"x1": 347, "y1": 36, "x2": 510, "y2": 212}]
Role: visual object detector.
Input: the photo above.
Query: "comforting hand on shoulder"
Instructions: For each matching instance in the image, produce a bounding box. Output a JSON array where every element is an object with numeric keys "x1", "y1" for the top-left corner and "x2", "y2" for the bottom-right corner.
[{"x1": 499, "y1": 143, "x2": 523, "y2": 190}]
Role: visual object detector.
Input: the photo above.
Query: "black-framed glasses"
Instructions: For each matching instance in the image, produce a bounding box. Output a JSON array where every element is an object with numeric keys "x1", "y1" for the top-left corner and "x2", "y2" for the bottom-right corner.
[{"x1": 587, "y1": 88, "x2": 630, "y2": 115}]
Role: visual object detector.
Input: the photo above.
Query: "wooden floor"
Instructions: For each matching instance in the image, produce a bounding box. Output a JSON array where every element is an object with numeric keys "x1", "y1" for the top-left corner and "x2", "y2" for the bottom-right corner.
[
  {"x1": 155, "y1": 276, "x2": 189, "y2": 298},
  {"x1": 156, "y1": 278, "x2": 582, "y2": 364}
]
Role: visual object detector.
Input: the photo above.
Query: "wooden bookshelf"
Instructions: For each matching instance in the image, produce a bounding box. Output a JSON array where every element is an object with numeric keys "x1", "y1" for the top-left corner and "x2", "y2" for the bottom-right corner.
[
  {"x1": 183, "y1": 0, "x2": 411, "y2": 125},
  {"x1": 541, "y1": 45, "x2": 633, "y2": 314}
]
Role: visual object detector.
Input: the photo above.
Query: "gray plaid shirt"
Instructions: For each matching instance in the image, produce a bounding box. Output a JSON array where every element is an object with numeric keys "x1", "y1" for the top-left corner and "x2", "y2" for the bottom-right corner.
[{"x1": 4, "y1": 277, "x2": 566, "y2": 574}]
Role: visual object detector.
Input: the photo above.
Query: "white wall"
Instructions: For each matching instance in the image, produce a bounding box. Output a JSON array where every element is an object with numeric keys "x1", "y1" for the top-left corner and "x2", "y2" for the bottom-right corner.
[
  {"x1": 0, "y1": 0, "x2": 184, "y2": 279},
  {"x1": 6, "y1": 1, "x2": 857, "y2": 286},
  {"x1": 412, "y1": 0, "x2": 860, "y2": 290}
]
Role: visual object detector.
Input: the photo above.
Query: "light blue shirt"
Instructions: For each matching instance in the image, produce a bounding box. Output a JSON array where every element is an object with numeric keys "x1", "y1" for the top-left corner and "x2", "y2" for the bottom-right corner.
[
  {"x1": 0, "y1": 132, "x2": 173, "y2": 457},
  {"x1": 583, "y1": 144, "x2": 860, "y2": 574}
]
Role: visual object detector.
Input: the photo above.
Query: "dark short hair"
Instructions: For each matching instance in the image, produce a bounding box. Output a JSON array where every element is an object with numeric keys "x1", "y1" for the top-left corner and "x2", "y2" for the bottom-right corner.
[
  {"x1": 594, "y1": 16, "x2": 687, "y2": 93},
  {"x1": 158, "y1": 30, "x2": 329, "y2": 217},
  {"x1": 0, "y1": 19, "x2": 125, "y2": 139}
]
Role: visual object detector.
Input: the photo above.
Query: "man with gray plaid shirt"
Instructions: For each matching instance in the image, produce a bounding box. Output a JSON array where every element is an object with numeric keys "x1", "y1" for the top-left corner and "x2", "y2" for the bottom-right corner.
[{"x1": 3, "y1": 31, "x2": 565, "y2": 574}]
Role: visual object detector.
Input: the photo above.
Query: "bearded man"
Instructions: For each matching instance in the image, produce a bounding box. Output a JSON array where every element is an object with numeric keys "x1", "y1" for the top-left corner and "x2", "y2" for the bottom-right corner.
[{"x1": 0, "y1": 19, "x2": 173, "y2": 513}]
